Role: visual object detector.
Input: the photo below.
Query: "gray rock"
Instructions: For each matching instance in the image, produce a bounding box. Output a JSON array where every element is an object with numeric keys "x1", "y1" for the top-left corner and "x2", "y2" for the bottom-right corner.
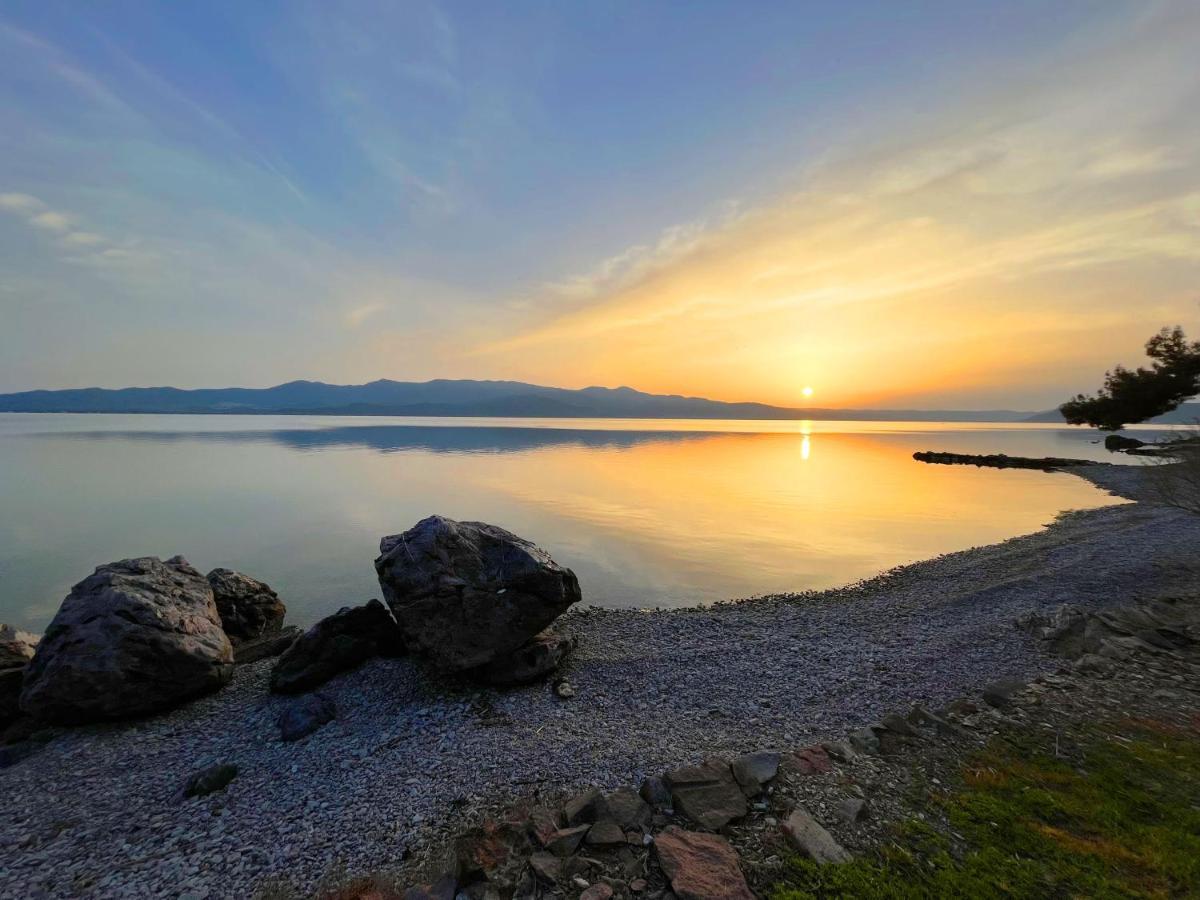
[
  {"x1": 278, "y1": 693, "x2": 336, "y2": 742},
  {"x1": 849, "y1": 727, "x2": 881, "y2": 755},
  {"x1": 821, "y1": 740, "x2": 856, "y2": 762},
  {"x1": 19, "y1": 557, "x2": 233, "y2": 724},
  {"x1": 527, "y1": 852, "x2": 561, "y2": 883},
  {"x1": 982, "y1": 678, "x2": 1026, "y2": 709},
  {"x1": 781, "y1": 807, "x2": 851, "y2": 864},
  {"x1": 1073, "y1": 653, "x2": 1116, "y2": 676},
  {"x1": 206, "y1": 568, "x2": 286, "y2": 644},
  {"x1": 584, "y1": 821, "x2": 625, "y2": 848},
  {"x1": 0, "y1": 624, "x2": 38, "y2": 669},
  {"x1": 730, "y1": 751, "x2": 780, "y2": 796},
  {"x1": 270, "y1": 600, "x2": 402, "y2": 694},
  {"x1": 664, "y1": 758, "x2": 747, "y2": 830},
  {"x1": 545, "y1": 825, "x2": 590, "y2": 857},
  {"x1": 473, "y1": 632, "x2": 576, "y2": 686},
  {"x1": 374, "y1": 516, "x2": 581, "y2": 671},
  {"x1": 837, "y1": 797, "x2": 868, "y2": 824},
  {"x1": 563, "y1": 787, "x2": 609, "y2": 826},
  {"x1": 182, "y1": 763, "x2": 238, "y2": 798}
]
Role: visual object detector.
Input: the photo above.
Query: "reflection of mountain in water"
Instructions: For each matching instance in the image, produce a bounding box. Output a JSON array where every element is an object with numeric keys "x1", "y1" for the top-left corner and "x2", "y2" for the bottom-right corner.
[{"x1": 47, "y1": 424, "x2": 721, "y2": 454}]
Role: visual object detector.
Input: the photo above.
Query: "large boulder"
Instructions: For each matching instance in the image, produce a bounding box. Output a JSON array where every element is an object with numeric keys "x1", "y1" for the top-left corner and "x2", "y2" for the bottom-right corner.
[
  {"x1": 374, "y1": 516, "x2": 581, "y2": 672},
  {"x1": 206, "y1": 568, "x2": 286, "y2": 643},
  {"x1": 473, "y1": 631, "x2": 576, "y2": 686},
  {"x1": 270, "y1": 599, "x2": 403, "y2": 694},
  {"x1": 19, "y1": 557, "x2": 233, "y2": 723}
]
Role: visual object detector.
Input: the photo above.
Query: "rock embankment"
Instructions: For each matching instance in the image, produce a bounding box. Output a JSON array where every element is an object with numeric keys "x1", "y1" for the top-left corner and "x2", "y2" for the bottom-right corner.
[{"x1": 913, "y1": 450, "x2": 1107, "y2": 470}]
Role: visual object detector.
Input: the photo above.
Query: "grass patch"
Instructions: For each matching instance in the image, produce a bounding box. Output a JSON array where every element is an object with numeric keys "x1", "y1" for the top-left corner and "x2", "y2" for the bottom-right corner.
[{"x1": 771, "y1": 719, "x2": 1200, "y2": 898}]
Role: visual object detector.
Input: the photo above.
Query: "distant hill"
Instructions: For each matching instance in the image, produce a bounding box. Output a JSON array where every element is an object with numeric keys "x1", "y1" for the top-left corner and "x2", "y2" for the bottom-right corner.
[
  {"x1": 1025, "y1": 403, "x2": 1200, "y2": 425},
  {"x1": 0, "y1": 378, "x2": 1044, "y2": 421}
]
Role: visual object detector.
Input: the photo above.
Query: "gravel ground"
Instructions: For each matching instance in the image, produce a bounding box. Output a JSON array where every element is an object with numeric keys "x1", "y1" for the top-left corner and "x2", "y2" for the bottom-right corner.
[{"x1": 2, "y1": 465, "x2": 1198, "y2": 899}]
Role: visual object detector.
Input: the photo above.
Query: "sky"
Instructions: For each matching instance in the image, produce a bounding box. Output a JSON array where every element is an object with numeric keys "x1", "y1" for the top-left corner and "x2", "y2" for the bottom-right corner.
[{"x1": 1, "y1": 1, "x2": 1198, "y2": 410}]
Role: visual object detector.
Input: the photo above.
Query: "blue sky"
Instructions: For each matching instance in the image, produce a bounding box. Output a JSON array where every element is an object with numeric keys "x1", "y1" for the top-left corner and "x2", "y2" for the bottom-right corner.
[{"x1": 2, "y1": 2, "x2": 1198, "y2": 407}]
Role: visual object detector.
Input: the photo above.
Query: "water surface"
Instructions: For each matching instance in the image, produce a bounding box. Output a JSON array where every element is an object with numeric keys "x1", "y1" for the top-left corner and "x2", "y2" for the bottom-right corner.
[{"x1": 0, "y1": 414, "x2": 1161, "y2": 631}]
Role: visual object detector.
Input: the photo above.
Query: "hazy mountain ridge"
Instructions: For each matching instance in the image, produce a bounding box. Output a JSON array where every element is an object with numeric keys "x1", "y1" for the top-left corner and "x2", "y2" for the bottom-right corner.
[{"x1": 0, "y1": 377, "x2": 1161, "y2": 422}]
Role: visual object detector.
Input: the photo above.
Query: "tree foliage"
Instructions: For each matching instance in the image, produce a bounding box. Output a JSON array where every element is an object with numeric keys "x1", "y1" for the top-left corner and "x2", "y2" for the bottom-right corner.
[{"x1": 1060, "y1": 326, "x2": 1200, "y2": 430}]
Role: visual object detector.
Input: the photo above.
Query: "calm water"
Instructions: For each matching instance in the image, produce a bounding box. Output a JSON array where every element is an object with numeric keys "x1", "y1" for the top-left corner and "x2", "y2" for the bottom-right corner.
[{"x1": 0, "y1": 414, "x2": 1166, "y2": 632}]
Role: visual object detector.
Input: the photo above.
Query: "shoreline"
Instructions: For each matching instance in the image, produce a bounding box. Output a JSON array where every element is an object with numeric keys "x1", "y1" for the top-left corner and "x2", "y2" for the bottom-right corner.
[{"x1": 4, "y1": 464, "x2": 1199, "y2": 897}]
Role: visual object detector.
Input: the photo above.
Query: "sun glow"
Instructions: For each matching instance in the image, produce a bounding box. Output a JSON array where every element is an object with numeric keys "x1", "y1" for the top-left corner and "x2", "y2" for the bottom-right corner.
[{"x1": 802, "y1": 386, "x2": 814, "y2": 399}]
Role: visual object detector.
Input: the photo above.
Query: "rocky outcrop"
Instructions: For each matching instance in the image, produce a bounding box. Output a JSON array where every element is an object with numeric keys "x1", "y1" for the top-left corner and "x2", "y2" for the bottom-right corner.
[
  {"x1": 374, "y1": 516, "x2": 581, "y2": 672},
  {"x1": 654, "y1": 827, "x2": 754, "y2": 900},
  {"x1": 1018, "y1": 598, "x2": 1200, "y2": 663},
  {"x1": 473, "y1": 631, "x2": 576, "y2": 686},
  {"x1": 914, "y1": 450, "x2": 1106, "y2": 470},
  {"x1": 270, "y1": 600, "x2": 402, "y2": 694},
  {"x1": 206, "y1": 568, "x2": 286, "y2": 643},
  {"x1": 19, "y1": 557, "x2": 233, "y2": 723}
]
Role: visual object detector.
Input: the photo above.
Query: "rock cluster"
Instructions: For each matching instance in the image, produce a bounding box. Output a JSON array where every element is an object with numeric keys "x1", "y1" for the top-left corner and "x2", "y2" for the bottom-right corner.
[{"x1": 18, "y1": 557, "x2": 234, "y2": 724}]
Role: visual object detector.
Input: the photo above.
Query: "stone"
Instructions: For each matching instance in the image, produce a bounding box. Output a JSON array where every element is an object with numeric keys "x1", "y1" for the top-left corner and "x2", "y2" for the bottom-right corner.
[
  {"x1": 555, "y1": 681, "x2": 576, "y2": 699},
  {"x1": 1104, "y1": 434, "x2": 1145, "y2": 451},
  {"x1": 906, "y1": 705, "x2": 968, "y2": 740},
  {"x1": 1074, "y1": 654, "x2": 1116, "y2": 677},
  {"x1": 639, "y1": 776, "x2": 672, "y2": 810},
  {"x1": 731, "y1": 751, "x2": 780, "y2": 796},
  {"x1": 580, "y1": 885, "x2": 613, "y2": 900},
  {"x1": 630, "y1": 878, "x2": 647, "y2": 893},
  {"x1": 664, "y1": 759, "x2": 747, "y2": 830},
  {"x1": 781, "y1": 807, "x2": 851, "y2": 864},
  {"x1": 879, "y1": 713, "x2": 921, "y2": 738},
  {"x1": 473, "y1": 632, "x2": 576, "y2": 686},
  {"x1": 206, "y1": 568, "x2": 286, "y2": 644},
  {"x1": 0, "y1": 624, "x2": 38, "y2": 669},
  {"x1": 849, "y1": 727, "x2": 881, "y2": 755},
  {"x1": 403, "y1": 874, "x2": 456, "y2": 900},
  {"x1": 270, "y1": 600, "x2": 402, "y2": 694},
  {"x1": 233, "y1": 626, "x2": 300, "y2": 665},
  {"x1": 585, "y1": 821, "x2": 625, "y2": 848},
  {"x1": 374, "y1": 516, "x2": 581, "y2": 672},
  {"x1": 943, "y1": 699, "x2": 979, "y2": 717},
  {"x1": 182, "y1": 763, "x2": 238, "y2": 798},
  {"x1": 653, "y1": 827, "x2": 753, "y2": 900},
  {"x1": 821, "y1": 740, "x2": 855, "y2": 762},
  {"x1": 19, "y1": 556, "x2": 233, "y2": 724},
  {"x1": 545, "y1": 825, "x2": 590, "y2": 857},
  {"x1": 785, "y1": 745, "x2": 833, "y2": 776},
  {"x1": 837, "y1": 797, "x2": 868, "y2": 824},
  {"x1": 527, "y1": 852, "x2": 561, "y2": 883},
  {"x1": 982, "y1": 678, "x2": 1026, "y2": 709},
  {"x1": 564, "y1": 788, "x2": 610, "y2": 826},
  {"x1": 454, "y1": 820, "x2": 530, "y2": 890},
  {"x1": 605, "y1": 788, "x2": 651, "y2": 830},
  {"x1": 278, "y1": 693, "x2": 336, "y2": 741}
]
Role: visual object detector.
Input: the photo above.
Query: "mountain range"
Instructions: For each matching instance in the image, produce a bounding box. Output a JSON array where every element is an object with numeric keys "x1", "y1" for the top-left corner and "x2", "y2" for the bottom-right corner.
[{"x1": 0, "y1": 378, "x2": 1197, "y2": 424}]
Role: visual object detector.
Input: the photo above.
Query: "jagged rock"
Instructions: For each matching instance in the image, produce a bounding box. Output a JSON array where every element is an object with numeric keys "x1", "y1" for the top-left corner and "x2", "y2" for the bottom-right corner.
[
  {"x1": 374, "y1": 516, "x2": 581, "y2": 672},
  {"x1": 1074, "y1": 653, "x2": 1117, "y2": 676},
  {"x1": 233, "y1": 626, "x2": 300, "y2": 665},
  {"x1": 270, "y1": 600, "x2": 402, "y2": 694},
  {"x1": 1104, "y1": 434, "x2": 1146, "y2": 451},
  {"x1": 664, "y1": 758, "x2": 747, "y2": 830},
  {"x1": 879, "y1": 713, "x2": 921, "y2": 738},
  {"x1": 528, "y1": 852, "x2": 561, "y2": 883},
  {"x1": 0, "y1": 625, "x2": 38, "y2": 669},
  {"x1": 849, "y1": 727, "x2": 881, "y2": 755},
  {"x1": 182, "y1": 763, "x2": 238, "y2": 798},
  {"x1": 585, "y1": 821, "x2": 625, "y2": 848},
  {"x1": 19, "y1": 557, "x2": 233, "y2": 723},
  {"x1": 782, "y1": 807, "x2": 852, "y2": 864},
  {"x1": 545, "y1": 825, "x2": 590, "y2": 857},
  {"x1": 654, "y1": 826, "x2": 753, "y2": 900},
  {"x1": 982, "y1": 678, "x2": 1026, "y2": 709},
  {"x1": 731, "y1": 751, "x2": 780, "y2": 796},
  {"x1": 473, "y1": 632, "x2": 576, "y2": 686},
  {"x1": 206, "y1": 568, "x2": 286, "y2": 644},
  {"x1": 403, "y1": 874, "x2": 457, "y2": 900},
  {"x1": 639, "y1": 776, "x2": 672, "y2": 810},
  {"x1": 454, "y1": 820, "x2": 530, "y2": 890},
  {"x1": 278, "y1": 693, "x2": 336, "y2": 741},
  {"x1": 906, "y1": 704, "x2": 968, "y2": 739},
  {"x1": 605, "y1": 788, "x2": 651, "y2": 830},
  {"x1": 821, "y1": 740, "x2": 856, "y2": 762},
  {"x1": 564, "y1": 788, "x2": 610, "y2": 826}
]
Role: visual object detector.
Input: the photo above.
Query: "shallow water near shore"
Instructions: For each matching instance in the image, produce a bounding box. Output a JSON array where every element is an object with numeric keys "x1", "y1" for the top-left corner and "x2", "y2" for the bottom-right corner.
[{"x1": 0, "y1": 414, "x2": 1169, "y2": 631}]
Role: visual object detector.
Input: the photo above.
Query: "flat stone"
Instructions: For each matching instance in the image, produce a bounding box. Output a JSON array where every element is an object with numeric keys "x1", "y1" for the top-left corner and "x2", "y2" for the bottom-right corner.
[
  {"x1": 837, "y1": 797, "x2": 868, "y2": 824},
  {"x1": 653, "y1": 826, "x2": 753, "y2": 900},
  {"x1": 605, "y1": 788, "x2": 651, "y2": 830},
  {"x1": 545, "y1": 825, "x2": 590, "y2": 857},
  {"x1": 781, "y1": 807, "x2": 851, "y2": 864},
  {"x1": 730, "y1": 751, "x2": 780, "y2": 796},
  {"x1": 579, "y1": 885, "x2": 613, "y2": 900},
  {"x1": 527, "y1": 852, "x2": 561, "y2": 883},
  {"x1": 982, "y1": 678, "x2": 1026, "y2": 709},
  {"x1": 664, "y1": 759, "x2": 747, "y2": 830},
  {"x1": 584, "y1": 821, "x2": 625, "y2": 848}
]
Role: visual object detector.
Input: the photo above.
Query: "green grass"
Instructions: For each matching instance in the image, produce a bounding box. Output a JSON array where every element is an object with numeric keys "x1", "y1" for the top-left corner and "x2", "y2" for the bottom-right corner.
[{"x1": 771, "y1": 718, "x2": 1200, "y2": 899}]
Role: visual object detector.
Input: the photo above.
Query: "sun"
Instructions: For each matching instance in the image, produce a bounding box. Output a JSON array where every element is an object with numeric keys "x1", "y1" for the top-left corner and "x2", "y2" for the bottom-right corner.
[{"x1": 801, "y1": 385, "x2": 814, "y2": 398}]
